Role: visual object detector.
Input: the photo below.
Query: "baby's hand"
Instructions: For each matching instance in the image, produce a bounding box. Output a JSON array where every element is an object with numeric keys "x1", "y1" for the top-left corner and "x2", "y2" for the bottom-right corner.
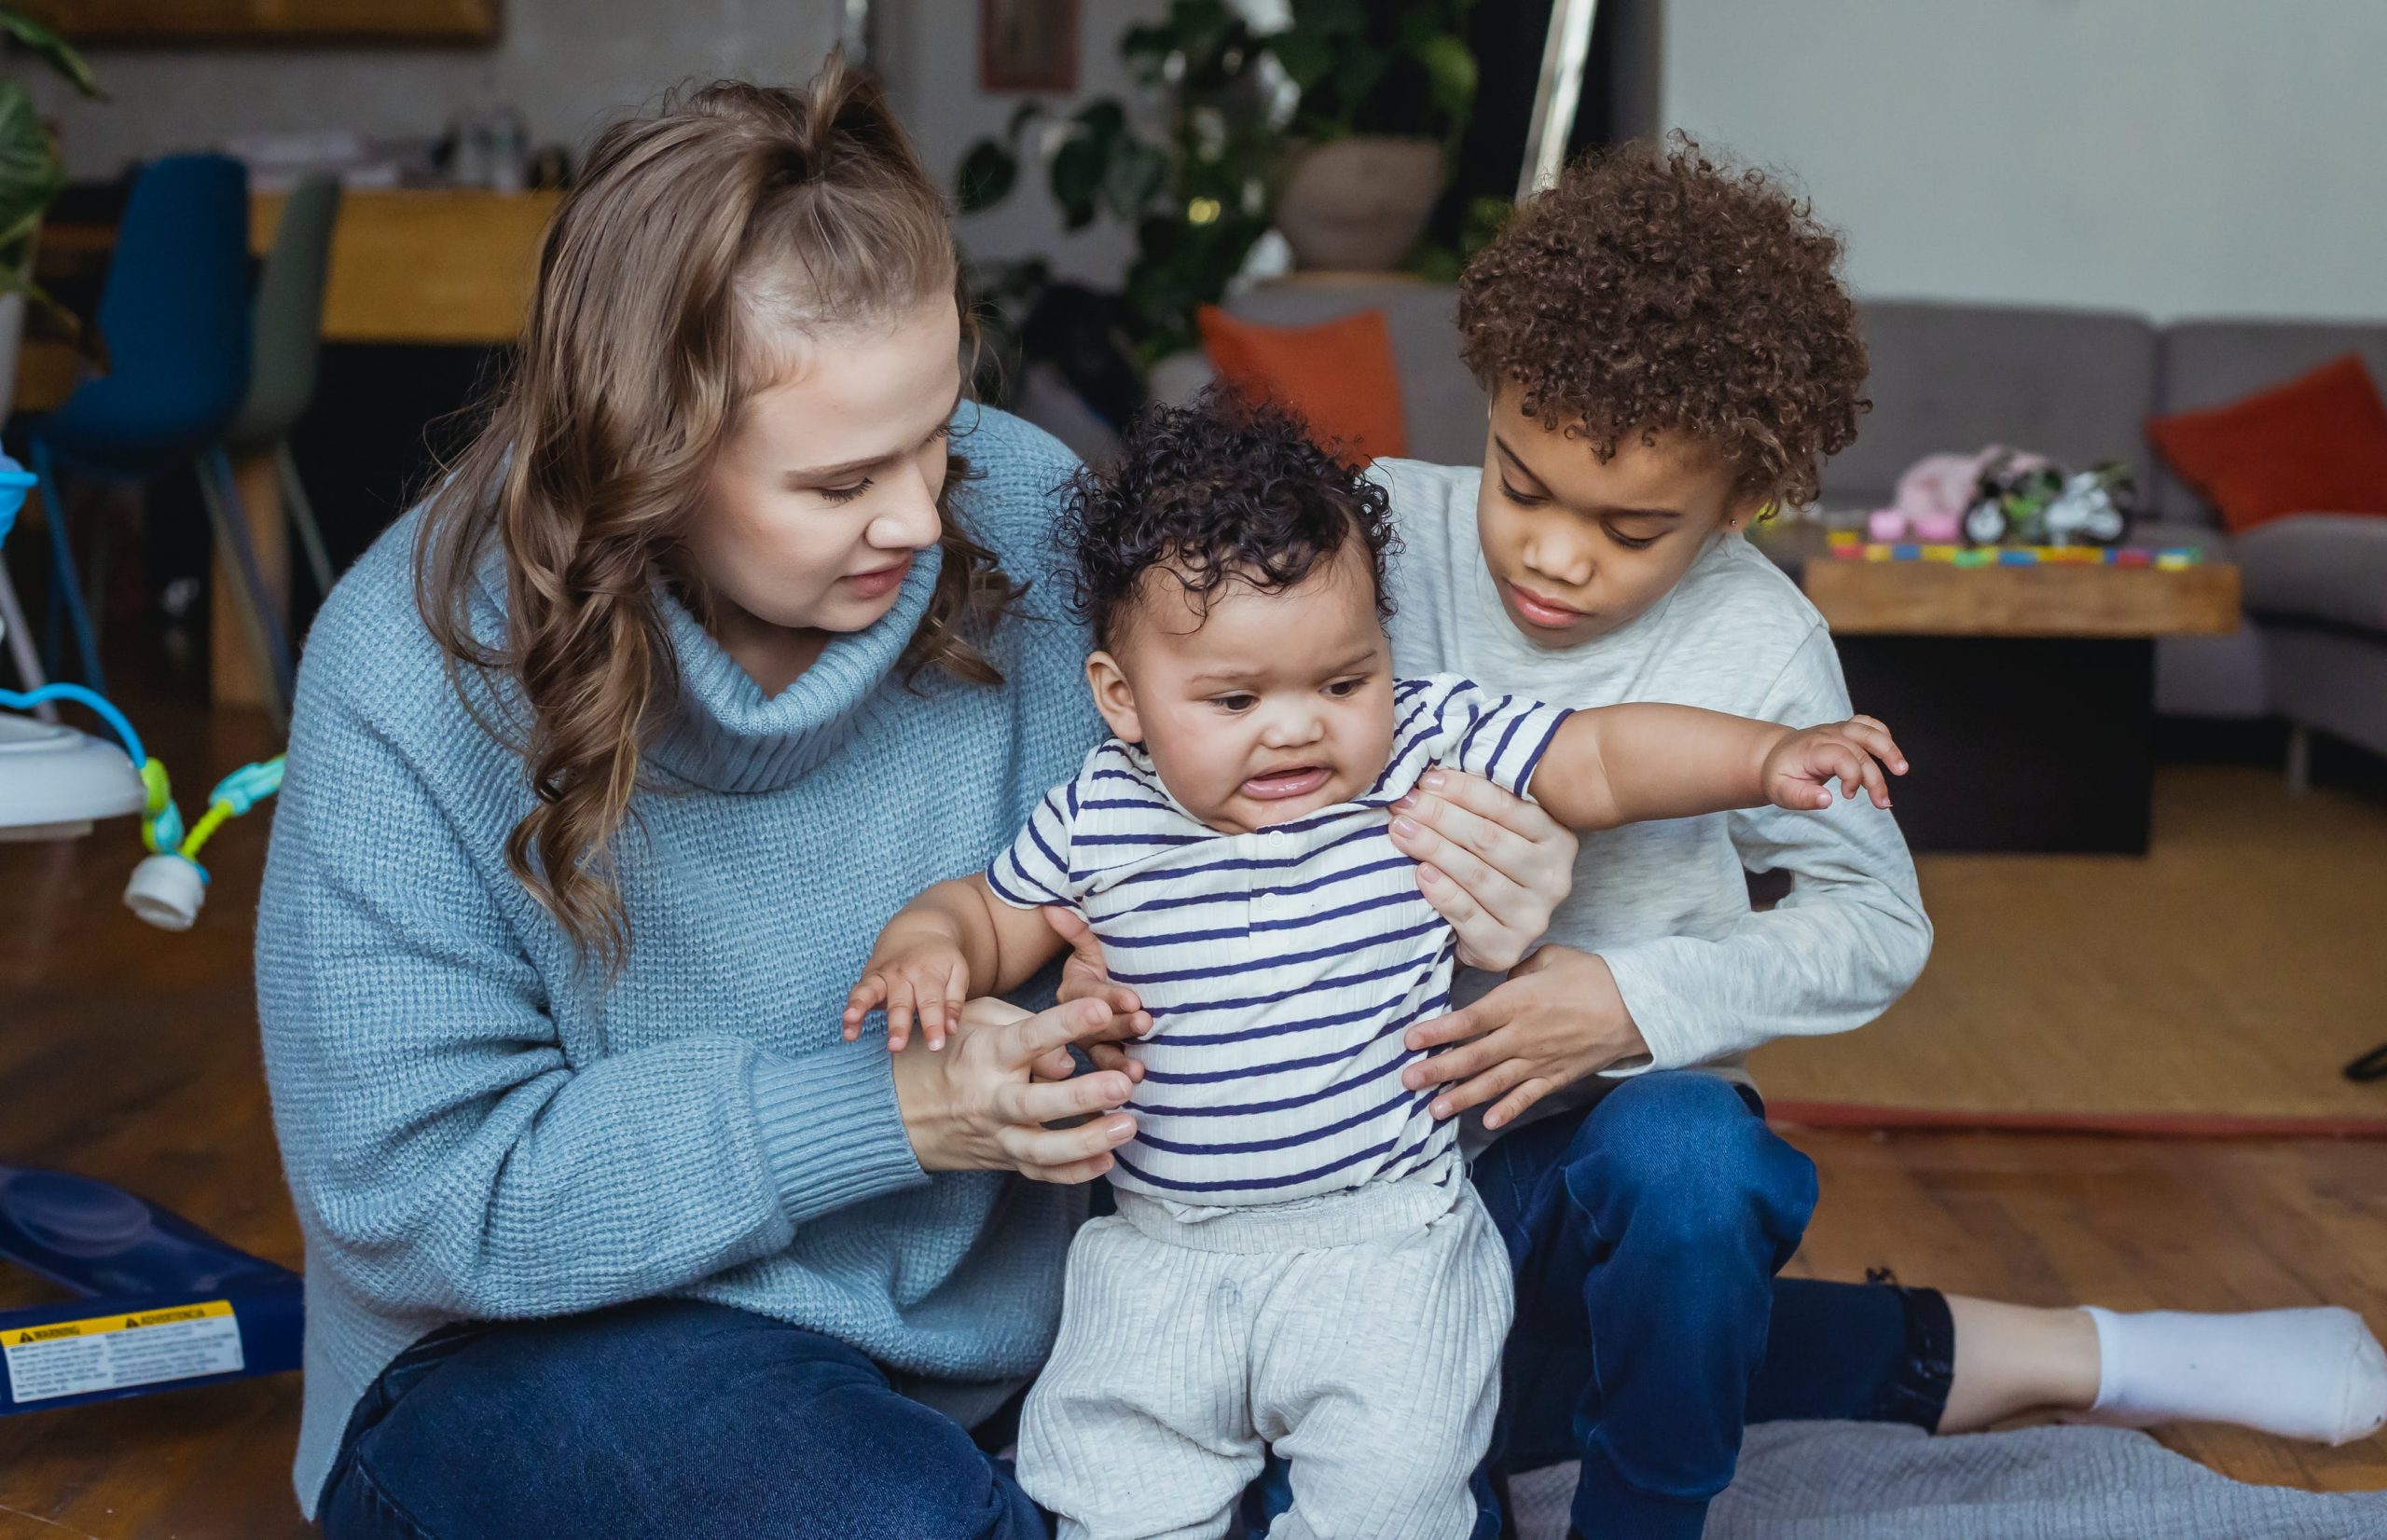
[
  {"x1": 844, "y1": 940, "x2": 973, "y2": 1052},
  {"x1": 1760, "y1": 715, "x2": 1909, "y2": 812}
]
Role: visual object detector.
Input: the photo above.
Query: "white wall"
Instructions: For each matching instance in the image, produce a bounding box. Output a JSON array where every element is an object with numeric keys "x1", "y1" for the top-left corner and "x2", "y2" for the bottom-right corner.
[
  {"x1": 27, "y1": 0, "x2": 844, "y2": 179},
  {"x1": 876, "y1": 0, "x2": 1170, "y2": 287},
  {"x1": 1662, "y1": 0, "x2": 2387, "y2": 321}
]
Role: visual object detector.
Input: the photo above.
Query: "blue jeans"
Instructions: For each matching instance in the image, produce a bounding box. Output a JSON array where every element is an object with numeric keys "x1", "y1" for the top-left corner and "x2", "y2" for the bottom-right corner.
[{"x1": 320, "y1": 1074, "x2": 1952, "y2": 1539}]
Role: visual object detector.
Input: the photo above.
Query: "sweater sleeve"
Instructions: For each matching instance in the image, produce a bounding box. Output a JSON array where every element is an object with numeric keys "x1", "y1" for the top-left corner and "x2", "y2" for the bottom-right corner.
[
  {"x1": 255, "y1": 641, "x2": 926, "y2": 1322},
  {"x1": 1594, "y1": 626, "x2": 1934, "y2": 1073}
]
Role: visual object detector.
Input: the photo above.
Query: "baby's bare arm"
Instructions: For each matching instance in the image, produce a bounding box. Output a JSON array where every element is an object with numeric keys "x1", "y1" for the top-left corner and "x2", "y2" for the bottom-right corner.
[
  {"x1": 1530, "y1": 706, "x2": 1906, "y2": 831},
  {"x1": 845, "y1": 877, "x2": 1072, "y2": 1051}
]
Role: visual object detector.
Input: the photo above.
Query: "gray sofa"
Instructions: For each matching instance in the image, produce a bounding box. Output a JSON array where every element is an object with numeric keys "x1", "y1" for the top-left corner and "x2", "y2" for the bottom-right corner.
[{"x1": 1110, "y1": 285, "x2": 2387, "y2": 771}]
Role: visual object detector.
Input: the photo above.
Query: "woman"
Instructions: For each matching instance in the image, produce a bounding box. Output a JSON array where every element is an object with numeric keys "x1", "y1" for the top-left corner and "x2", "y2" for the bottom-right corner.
[{"x1": 260, "y1": 62, "x2": 2373, "y2": 1540}]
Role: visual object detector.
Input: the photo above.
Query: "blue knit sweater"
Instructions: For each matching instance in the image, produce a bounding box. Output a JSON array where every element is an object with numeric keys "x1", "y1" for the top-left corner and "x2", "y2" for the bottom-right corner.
[{"x1": 256, "y1": 408, "x2": 1099, "y2": 1513}]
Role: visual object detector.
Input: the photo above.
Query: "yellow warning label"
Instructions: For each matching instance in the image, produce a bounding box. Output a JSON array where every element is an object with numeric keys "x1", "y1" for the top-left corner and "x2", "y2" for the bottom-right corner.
[
  {"x1": 3, "y1": 1299, "x2": 242, "y2": 1403},
  {"x1": 2, "y1": 1299, "x2": 233, "y2": 1348}
]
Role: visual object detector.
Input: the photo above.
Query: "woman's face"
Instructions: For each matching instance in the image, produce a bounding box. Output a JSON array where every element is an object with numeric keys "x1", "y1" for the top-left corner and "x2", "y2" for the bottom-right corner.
[{"x1": 687, "y1": 295, "x2": 963, "y2": 653}]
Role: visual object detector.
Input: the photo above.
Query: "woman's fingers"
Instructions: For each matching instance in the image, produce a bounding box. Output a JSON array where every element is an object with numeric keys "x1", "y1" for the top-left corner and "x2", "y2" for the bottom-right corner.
[
  {"x1": 1020, "y1": 1151, "x2": 1119, "y2": 1186},
  {"x1": 1046, "y1": 907, "x2": 1142, "y2": 1013},
  {"x1": 1004, "y1": 1066, "x2": 1136, "y2": 1127},
  {"x1": 996, "y1": 997, "x2": 1134, "y2": 1068},
  {"x1": 1086, "y1": 1041, "x2": 1147, "y2": 1082},
  {"x1": 999, "y1": 1110, "x2": 1135, "y2": 1174}
]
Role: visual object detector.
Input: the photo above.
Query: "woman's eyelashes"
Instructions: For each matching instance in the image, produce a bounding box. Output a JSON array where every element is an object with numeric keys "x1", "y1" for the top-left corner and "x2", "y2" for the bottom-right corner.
[{"x1": 818, "y1": 476, "x2": 875, "y2": 505}]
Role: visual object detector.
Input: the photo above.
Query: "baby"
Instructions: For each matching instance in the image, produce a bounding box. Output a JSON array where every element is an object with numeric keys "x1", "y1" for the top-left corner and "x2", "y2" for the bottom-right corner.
[{"x1": 846, "y1": 395, "x2": 1904, "y2": 1540}]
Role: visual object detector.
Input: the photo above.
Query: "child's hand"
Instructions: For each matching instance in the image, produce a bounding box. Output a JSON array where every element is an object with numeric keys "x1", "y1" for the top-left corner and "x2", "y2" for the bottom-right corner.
[
  {"x1": 844, "y1": 940, "x2": 973, "y2": 1052},
  {"x1": 1760, "y1": 715, "x2": 1908, "y2": 811}
]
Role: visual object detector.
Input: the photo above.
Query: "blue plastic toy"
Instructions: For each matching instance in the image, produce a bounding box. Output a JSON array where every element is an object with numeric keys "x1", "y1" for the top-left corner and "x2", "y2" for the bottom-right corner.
[{"x1": 0, "y1": 451, "x2": 302, "y2": 1413}]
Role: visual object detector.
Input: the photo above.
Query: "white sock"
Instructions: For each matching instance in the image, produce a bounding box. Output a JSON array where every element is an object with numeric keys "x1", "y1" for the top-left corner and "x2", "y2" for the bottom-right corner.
[{"x1": 2077, "y1": 1305, "x2": 2387, "y2": 1446}]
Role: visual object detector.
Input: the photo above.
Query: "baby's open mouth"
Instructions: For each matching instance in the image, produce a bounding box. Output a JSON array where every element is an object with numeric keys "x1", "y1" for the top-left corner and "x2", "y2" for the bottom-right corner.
[{"x1": 1241, "y1": 764, "x2": 1331, "y2": 802}]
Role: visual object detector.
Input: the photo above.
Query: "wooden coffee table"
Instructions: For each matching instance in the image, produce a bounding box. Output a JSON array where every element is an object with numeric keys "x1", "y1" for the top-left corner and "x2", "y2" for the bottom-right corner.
[{"x1": 1760, "y1": 529, "x2": 2242, "y2": 853}]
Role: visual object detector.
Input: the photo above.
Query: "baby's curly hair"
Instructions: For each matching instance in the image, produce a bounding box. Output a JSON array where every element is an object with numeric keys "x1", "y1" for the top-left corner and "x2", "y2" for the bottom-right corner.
[
  {"x1": 1059, "y1": 391, "x2": 1397, "y2": 651},
  {"x1": 1457, "y1": 134, "x2": 1868, "y2": 505}
]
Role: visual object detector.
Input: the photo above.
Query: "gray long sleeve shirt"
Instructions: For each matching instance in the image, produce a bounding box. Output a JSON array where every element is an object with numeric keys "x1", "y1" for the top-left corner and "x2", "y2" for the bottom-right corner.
[{"x1": 1373, "y1": 458, "x2": 1932, "y2": 1092}]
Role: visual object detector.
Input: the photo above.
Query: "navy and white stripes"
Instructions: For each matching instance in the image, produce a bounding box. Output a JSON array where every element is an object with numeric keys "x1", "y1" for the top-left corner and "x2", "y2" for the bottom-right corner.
[{"x1": 987, "y1": 674, "x2": 1571, "y2": 1204}]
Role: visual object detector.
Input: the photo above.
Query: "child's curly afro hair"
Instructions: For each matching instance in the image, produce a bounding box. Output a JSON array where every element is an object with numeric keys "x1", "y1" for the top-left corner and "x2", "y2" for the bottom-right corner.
[
  {"x1": 1058, "y1": 390, "x2": 1397, "y2": 652},
  {"x1": 1457, "y1": 134, "x2": 1868, "y2": 506}
]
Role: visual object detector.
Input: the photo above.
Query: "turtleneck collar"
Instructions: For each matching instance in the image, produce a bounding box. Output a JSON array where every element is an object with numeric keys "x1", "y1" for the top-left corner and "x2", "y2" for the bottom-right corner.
[{"x1": 644, "y1": 541, "x2": 945, "y2": 794}]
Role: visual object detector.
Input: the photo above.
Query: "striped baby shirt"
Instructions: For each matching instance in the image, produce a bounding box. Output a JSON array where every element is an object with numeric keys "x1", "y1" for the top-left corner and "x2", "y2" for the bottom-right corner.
[{"x1": 986, "y1": 673, "x2": 1573, "y2": 1205}]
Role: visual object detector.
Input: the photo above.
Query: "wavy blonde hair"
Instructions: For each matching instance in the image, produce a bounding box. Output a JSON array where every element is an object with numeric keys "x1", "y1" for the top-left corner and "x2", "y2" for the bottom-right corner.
[{"x1": 416, "y1": 58, "x2": 1016, "y2": 967}]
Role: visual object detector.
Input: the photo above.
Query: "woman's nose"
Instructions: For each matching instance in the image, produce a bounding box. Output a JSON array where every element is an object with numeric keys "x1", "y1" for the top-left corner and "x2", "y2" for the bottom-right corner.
[{"x1": 866, "y1": 466, "x2": 944, "y2": 552}]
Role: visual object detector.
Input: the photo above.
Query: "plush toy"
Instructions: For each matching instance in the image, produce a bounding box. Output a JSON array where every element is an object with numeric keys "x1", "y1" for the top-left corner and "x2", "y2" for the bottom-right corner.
[
  {"x1": 1962, "y1": 453, "x2": 2135, "y2": 547},
  {"x1": 1870, "y1": 445, "x2": 2051, "y2": 543}
]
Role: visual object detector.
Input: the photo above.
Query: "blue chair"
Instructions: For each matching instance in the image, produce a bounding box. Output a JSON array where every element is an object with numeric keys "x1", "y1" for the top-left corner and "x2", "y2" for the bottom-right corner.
[{"x1": 34, "y1": 153, "x2": 291, "y2": 719}]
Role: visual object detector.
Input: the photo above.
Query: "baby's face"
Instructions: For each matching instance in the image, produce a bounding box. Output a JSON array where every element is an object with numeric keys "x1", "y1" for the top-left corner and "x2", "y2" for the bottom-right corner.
[{"x1": 1089, "y1": 541, "x2": 1398, "y2": 833}]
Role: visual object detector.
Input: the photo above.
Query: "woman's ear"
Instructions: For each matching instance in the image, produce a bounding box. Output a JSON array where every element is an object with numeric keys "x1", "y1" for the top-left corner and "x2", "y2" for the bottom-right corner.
[{"x1": 1085, "y1": 651, "x2": 1144, "y2": 744}]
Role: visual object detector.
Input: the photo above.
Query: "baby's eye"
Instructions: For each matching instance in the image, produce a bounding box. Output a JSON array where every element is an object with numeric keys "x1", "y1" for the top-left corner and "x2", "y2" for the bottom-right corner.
[
  {"x1": 1214, "y1": 694, "x2": 1258, "y2": 714},
  {"x1": 1499, "y1": 477, "x2": 1547, "y2": 507},
  {"x1": 1324, "y1": 677, "x2": 1366, "y2": 698}
]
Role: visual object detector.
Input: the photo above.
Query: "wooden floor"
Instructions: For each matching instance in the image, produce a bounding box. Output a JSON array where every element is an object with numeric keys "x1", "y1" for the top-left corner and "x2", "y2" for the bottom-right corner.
[
  {"x1": 3, "y1": 702, "x2": 2383, "y2": 1537},
  {"x1": 1753, "y1": 764, "x2": 2387, "y2": 1124}
]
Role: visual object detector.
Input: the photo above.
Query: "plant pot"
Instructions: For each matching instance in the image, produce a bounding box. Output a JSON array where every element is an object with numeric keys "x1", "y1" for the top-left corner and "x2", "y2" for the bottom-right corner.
[
  {"x1": 1274, "y1": 136, "x2": 1444, "y2": 272},
  {"x1": 0, "y1": 292, "x2": 25, "y2": 429}
]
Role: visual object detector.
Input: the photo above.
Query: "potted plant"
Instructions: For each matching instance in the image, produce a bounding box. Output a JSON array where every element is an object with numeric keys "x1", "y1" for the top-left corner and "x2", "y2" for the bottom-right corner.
[
  {"x1": 1268, "y1": 0, "x2": 1478, "y2": 271},
  {"x1": 0, "y1": 9, "x2": 101, "y2": 423}
]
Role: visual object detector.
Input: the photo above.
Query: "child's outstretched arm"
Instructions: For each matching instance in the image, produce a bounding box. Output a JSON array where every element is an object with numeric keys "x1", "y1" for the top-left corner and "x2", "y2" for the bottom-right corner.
[
  {"x1": 1529, "y1": 706, "x2": 1908, "y2": 832},
  {"x1": 843, "y1": 875, "x2": 1069, "y2": 1052}
]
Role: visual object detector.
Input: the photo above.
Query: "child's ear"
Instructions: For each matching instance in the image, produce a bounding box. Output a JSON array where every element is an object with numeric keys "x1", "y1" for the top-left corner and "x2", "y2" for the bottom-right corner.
[
  {"x1": 1085, "y1": 651, "x2": 1144, "y2": 743},
  {"x1": 1723, "y1": 489, "x2": 1777, "y2": 531}
]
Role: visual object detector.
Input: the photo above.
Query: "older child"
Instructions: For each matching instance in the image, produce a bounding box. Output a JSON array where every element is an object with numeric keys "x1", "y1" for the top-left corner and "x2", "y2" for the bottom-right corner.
[
  {"x1": 847, "y1": 395, "x2": 1905, "y2": 1540},
  {"x1": 1377, "y1": 138, "x2": 2387, "y2": 1539}
]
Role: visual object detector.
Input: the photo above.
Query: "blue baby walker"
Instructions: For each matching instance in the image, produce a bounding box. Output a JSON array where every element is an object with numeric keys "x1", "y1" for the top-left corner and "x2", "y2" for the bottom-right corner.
[{"x1": 0, "y1": 454, "x2": 301, "y2": 1413}]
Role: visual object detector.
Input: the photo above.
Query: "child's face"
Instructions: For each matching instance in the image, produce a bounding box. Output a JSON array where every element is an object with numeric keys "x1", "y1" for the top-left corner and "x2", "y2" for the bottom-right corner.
[
  {"x1": 1086, "y1": 540, "x2": 1399, "y2": 833},
  {"x1": 1474, "y1": 386, "x2": 1762, "y2": 649}
]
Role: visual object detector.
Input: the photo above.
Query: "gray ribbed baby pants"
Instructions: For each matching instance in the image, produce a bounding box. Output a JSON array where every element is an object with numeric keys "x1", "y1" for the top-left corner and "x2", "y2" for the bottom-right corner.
[{"x1": 1018, "y1": 1155, "x2": 1512, "y2": 1540}]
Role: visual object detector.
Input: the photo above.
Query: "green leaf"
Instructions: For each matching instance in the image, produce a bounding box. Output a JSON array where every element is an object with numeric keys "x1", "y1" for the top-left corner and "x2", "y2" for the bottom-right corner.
[
  {"x1": 1099, "y1": 136, "x2": 1166, "y2": 224},
  {"x1": 0, "y1": 10, "x2": 101, "y2": 99},
  {"x1": 1268, "y1": 30, "x2": 1334, "y2": 92},
  {"x1": 955, "y1": 138, "x2": 1017, "y2": 214},
  {"x1": 1413, "y1": 34, "x2": 1477, "y2": 129},
  {"x1": 1049, "y1": 132, "x2": 1105, "y2": 229},
  {"x1": 0, "y1": 83, "x2": 63, "y2": 260},
  {"x1": 1004, "y1": 100, "x2": 1042, "y2": 142}
]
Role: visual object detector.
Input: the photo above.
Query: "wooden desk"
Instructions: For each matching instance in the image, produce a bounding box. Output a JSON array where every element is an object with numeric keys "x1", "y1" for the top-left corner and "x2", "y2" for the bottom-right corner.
[
  {"x1": 1802, "y1": 552, "x2": 2241, "y2": 638},
  {"x1": 13, "y1": 188, "x2": 559, "y2": 709},
  {"x1": 1759, "y1": 526, "x2": 2242, "y2": 854}
]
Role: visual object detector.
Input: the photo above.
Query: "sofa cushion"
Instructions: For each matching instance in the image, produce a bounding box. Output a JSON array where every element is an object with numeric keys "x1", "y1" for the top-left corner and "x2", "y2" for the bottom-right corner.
[
  {"x1": 1824, "y1": 300, "x2": 2159, "y2": 514},
  {"x1": 2237, "y1": 513, "x2": 2387, "y2": 638},
  {"x1": 1197, "y1": 303, "x2": 1408, "y2": 460},
  {"x1": 2155, "y1": 320, "x2": 2387, "y2": 525},
  {"x1": 2146, "y1": 354, "x2": 2387, "y2": 533},
  {"x1": 1223, "y1": 282, "x2": 1486, "y2": 466}
]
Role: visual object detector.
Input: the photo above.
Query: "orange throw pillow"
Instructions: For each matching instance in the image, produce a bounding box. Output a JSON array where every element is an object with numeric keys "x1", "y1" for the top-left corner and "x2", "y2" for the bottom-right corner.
[
  {"x1": 1197, "y1": 304, "x2": 1409, "y2": 462},
  {"x1": 2146, "y1": 353, "x2": 2387, "y2": 532}
]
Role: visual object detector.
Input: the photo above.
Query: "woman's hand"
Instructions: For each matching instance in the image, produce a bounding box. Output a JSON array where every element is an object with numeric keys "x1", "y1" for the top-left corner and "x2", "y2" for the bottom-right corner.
[
  {"x1": 1044, "y1": 908, "x2": 1152, "y2": 1086},
  {"x1": 1388, "y1": 768, "x2": 1578, "y2": 971},
  {"x1": 891, "y1": 995, "x2": 1142, "y2": 1183},
  {"x1": 1400, "y1": 945, "x2": 1648, "y2": 1130}
]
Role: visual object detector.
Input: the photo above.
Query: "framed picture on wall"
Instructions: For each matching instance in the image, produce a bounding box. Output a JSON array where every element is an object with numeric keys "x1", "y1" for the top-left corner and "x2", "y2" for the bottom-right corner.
[
  {"x1": 21, "y1": 0, "x2": 500, "y2": 43},
  {"x1": 979, "y1": 0, "x2": 1078, "y2": 92}
]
